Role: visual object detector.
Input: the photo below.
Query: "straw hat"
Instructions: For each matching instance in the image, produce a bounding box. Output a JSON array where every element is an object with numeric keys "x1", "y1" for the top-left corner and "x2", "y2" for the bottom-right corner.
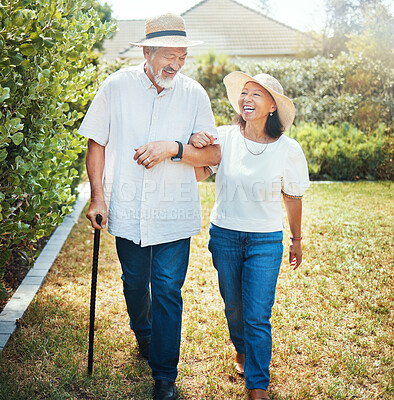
[
  {"x1": 223, "y1": 71, "x2": 296, "y2": 131},
  {"x1": 129, "y1": 13, "x2": 203, "y2": 48}
]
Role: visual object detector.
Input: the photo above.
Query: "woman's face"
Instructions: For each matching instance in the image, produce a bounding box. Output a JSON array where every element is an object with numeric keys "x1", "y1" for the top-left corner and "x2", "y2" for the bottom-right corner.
[{"x1": 238, "y1": 82, "x2": 277, "y2": 124}]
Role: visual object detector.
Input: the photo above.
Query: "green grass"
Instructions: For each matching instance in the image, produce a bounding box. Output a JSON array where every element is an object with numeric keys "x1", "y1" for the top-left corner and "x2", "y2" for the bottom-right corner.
[{"x1": 0, "y1": 182, "x2": 392, "y2": 399}]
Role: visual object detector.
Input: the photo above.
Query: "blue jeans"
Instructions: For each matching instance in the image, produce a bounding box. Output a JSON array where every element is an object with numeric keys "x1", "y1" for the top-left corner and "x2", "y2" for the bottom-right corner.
[
  {"x1": 116, "y1": 237, "x2": 190, "y2": 382},
  {"x1": 208, "y1": 224, "x2": 283, "y2": 390}
]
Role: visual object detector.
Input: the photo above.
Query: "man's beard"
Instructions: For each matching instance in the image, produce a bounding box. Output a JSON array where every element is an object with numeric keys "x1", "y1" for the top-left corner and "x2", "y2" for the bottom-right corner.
[{"x1": 148, "y1": 64, "x2": 180, "y2": 89}]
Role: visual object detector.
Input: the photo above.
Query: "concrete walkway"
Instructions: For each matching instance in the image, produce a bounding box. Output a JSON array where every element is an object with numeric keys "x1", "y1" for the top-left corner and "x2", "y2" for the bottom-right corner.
[{"x1": 0, "y1": 182, "x2": 90, "y2": 352}]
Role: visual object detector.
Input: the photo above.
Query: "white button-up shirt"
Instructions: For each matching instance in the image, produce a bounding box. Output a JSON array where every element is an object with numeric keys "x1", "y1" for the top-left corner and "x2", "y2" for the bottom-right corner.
[{"x1": 78, "y1": 63, "x2": 217, "y2": 246}]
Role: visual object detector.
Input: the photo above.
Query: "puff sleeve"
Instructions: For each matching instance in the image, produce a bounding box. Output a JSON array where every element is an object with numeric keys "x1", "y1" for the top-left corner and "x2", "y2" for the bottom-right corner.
[
  {"x1": 282, "y1": 138, "x2": 310, "y2": 198},
  {"x1": 209, "y1": 125, "x2": 229, "y2": 174}
]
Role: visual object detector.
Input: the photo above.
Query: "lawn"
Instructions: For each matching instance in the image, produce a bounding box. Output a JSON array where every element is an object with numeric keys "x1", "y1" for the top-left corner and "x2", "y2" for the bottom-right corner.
[{"x1": 0, "y1": 182, "x2": 392, "y2": 399}]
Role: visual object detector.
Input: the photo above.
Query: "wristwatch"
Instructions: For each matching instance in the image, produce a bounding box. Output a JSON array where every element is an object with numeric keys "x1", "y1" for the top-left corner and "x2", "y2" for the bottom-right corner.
[{"x1": 171, "y1": 141, "x2": 183, "y2": 161}]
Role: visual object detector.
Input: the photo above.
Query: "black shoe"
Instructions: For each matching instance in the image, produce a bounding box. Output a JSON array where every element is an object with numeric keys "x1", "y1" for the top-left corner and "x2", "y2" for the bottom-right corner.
[
  {"x1": 136, "y1": 336, "x2": 150, "y2": 359},
  {"x1": 153, "y1": 380, "x2": 178, "y2": 400}
]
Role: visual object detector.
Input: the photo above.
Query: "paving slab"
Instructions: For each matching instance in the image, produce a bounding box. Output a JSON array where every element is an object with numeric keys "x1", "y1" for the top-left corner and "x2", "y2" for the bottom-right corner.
[
  {"x1": 0, "y1": 334, "x2": 11, "y2": 349},
  {"x1": 0, "y1": 322, "x2": 16, "y2": 335},
  {"x1": 0, "y1": 309, "x2": 25, "y2": 322},
  {"x1": 25, "y1": 268, "x2": 49, "y2": 278}
]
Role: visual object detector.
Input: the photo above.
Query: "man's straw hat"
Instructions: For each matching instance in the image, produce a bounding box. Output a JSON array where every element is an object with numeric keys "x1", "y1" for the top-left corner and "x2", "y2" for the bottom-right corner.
[
  {"x1": 223, "y1": 72, "x2": 296, "y2": 131},
  {"x1": 129, "y1": 13, "x2": 203, "y2": 48}
]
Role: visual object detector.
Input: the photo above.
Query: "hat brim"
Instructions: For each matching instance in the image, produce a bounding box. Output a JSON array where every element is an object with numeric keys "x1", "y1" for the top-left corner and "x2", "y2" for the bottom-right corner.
[
  {"x1": 129, "y1": 36, "x2": 203, "y2": 48},
  {"x1": 223, "y1": 71, "x2": 296, "y2": 131}
]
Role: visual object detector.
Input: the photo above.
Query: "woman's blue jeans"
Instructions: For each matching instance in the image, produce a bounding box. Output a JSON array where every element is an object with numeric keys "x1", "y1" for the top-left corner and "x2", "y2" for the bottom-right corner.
[
  {"x1": 208, "y1": 224, "x2": 283, "y2": 390},
  {"x1": 116, "y1": 236, "x2": 190, "y2": 382}
]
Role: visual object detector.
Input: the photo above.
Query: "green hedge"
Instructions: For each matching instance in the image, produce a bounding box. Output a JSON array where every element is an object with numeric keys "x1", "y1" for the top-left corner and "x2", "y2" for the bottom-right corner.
[
  {"x1": 0, "y1": 0, "x2": 115, "y2": 297},
  {"x1": 243, "y1": 53, "x2": 393, "y2": 133},
  {"x1": 289, "y1": 123, "x2": 392, "y2": 181},
  {"x1": 184, "y1": 51, "x2": 393, "y2": 134}
]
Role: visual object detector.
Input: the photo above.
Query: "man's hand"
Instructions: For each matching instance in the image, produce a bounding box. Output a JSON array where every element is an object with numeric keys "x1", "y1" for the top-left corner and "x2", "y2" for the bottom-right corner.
[
  {"x1": 189, "y1": 131, "x2": 217, "y2": 148},
  {"x1": 86, "y1": 199, "x2": 107, "y2": 230},
  {"x1": 134, "y1": 141, "x2": 178, "y2": 169}
]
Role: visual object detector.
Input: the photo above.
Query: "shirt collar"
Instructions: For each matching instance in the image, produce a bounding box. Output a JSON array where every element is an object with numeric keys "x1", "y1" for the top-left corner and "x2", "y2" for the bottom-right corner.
[
  {"x1": 138, "y1": 62, "x2": 177, "y2": 94},
  {"x1": 139, "y1": 62, "x2": 155, "y2": 90}
]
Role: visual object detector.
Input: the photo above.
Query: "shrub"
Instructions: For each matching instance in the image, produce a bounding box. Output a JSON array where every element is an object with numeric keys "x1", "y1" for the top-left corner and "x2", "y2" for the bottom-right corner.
[
  {"x1": 242, "y1": 53, "x2": 393, "y2": 132},
  {"x1": 289, "y1": 122, "x2": 392, "y2": 181},
  {"x1": 186, "y1": 51, "x2": 393, "y2": 134},
  {"x1": 0, "y1": 0, "x2": 116, "y2": 298},
  {"x1": 183, "y1": 50, "x2": 238, "y2": 126}
]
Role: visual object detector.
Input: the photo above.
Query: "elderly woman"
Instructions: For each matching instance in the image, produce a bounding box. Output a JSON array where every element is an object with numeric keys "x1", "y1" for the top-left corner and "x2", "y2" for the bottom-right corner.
[{"x1": 191, "y1": 72, "x2": 310, "y2": 399}]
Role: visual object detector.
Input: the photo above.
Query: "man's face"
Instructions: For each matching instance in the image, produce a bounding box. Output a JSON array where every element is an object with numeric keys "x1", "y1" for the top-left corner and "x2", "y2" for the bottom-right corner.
[{"x1": 144, "y1": 47, "x2": 187, "y2": 90}]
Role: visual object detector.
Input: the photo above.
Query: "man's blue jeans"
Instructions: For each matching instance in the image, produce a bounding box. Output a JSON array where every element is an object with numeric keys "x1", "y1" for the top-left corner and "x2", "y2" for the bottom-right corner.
[
  {"x1": 208, "y1": 224, "x2": 283, "y2": 390},
  {"x1": 116, "y1": 236, "x2": 190, "y2": 382}
]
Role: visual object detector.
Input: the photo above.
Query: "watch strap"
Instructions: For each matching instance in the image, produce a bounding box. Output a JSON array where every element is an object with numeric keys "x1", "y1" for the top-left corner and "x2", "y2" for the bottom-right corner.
[{"x1": 171, "y1": 141, "x2": 183, "y2": 161}]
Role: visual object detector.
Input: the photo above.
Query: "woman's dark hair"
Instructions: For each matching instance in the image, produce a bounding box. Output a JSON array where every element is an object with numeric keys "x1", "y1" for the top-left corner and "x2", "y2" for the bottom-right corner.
[{"x1": 234, "y1": 110, "x2": 284, "y2": 139}]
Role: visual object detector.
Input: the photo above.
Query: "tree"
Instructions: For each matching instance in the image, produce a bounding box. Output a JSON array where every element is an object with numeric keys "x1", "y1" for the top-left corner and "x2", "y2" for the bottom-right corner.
[
  {"x1": 322, "y1": 0, "x2": 393, "y2": 57},
  {"x1": 92, "y1": 1, "x2": 114, "y2": 50},
  {"x1": 346, "y1": 2, "x2": 394, "y2": 63}
]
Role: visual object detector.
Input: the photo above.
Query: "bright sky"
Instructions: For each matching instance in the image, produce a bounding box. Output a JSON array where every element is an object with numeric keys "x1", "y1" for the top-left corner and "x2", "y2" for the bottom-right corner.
[{"x1": 105, "y1": 0, "x2": 328, "y2": 32}]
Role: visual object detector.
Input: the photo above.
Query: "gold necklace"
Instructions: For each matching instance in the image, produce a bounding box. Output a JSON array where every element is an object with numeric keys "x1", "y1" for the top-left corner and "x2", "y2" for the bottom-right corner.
[{"x1": 242, "y1": 130, "x2": 269, "y2": 156}]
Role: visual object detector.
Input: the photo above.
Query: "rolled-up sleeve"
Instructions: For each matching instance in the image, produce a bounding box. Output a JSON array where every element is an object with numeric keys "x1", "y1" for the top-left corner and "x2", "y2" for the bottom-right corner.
[{"x1": 78, "y1": 80, "x2": 110, "y2": 146}]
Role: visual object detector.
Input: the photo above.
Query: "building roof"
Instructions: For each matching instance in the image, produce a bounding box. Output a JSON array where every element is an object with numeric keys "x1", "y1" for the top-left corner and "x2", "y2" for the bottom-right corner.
[
  {"x1": 103, "y1": 19, "x2": 145, "y2": 61},
  {"x1": 102, "y1": 0, "x2": 318, "y2": 61}
]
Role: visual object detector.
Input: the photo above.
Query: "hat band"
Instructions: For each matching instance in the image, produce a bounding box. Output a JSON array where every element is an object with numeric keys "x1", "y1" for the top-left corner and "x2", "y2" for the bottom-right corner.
[{"x1": 146, "y1": 30, "x2": 187, "y2": 39}]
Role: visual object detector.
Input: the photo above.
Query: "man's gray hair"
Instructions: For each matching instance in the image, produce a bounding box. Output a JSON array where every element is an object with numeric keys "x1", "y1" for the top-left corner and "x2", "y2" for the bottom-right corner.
[{"x1": 149, "y1": 46, "x2": 159, "y2": 55}]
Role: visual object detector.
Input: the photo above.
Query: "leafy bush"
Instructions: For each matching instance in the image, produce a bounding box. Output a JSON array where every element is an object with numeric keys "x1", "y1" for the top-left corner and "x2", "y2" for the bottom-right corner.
[
  {"x1": 0, "y1": 0, "x2": 116, "y2": 297},
  {"x1": 289, "y1": 123, "x2": 392, "y2": 181},
  {"x1": 183, "y1": 50, "x2": 237, "y2": 126},
  {"x1": 242, "y1": 52, "x2": 393, "y2": 132},
  {"x1": 186, "y1": 51, "x2": 393, "y2": 134}
]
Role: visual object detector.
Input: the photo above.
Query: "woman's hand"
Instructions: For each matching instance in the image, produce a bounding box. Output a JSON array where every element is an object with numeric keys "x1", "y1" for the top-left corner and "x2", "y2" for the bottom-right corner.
[
  {"x1": 289, "y1": 239, "x2": 302, "y2": 270},
  {"x1": 189, "y1": 131, "x2": 216, "y2": 148}
]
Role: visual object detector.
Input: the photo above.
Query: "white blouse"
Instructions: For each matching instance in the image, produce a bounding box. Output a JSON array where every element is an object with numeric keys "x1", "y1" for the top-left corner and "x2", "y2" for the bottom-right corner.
[{"x1": 210, "y1": 125, "x2": 310, "y2": 233}]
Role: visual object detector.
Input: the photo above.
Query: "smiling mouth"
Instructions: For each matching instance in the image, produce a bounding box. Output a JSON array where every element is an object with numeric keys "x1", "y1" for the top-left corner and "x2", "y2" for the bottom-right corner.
[
  {"x1": 163, "y1": 68, "x2": 178, "y2": 75},
  {"x1": 243, "y1": 106, "x2": 255, "y2": 113}
]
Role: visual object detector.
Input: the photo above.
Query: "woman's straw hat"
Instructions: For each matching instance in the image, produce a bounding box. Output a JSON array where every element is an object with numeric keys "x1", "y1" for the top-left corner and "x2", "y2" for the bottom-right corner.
[
  {"x1": 129, "y1": 13, "x2": 203, "y2": 48},
  {"x1": 223, "y1": 71, "x2": 296, "y2": 131}
]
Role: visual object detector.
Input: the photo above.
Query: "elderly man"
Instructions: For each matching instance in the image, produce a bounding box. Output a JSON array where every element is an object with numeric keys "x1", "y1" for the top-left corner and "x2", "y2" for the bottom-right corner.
[{"x1": 78, "y1": 13, "x2": 220, "y2": 400}]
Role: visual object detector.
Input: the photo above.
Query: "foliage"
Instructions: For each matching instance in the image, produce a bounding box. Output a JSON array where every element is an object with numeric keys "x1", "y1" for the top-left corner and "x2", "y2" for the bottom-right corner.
[
  {"x1": 183, "y1": 50, "x2": 238, "y2": 126},
  {"x1": 243, "y1": 52, "x2": 393, "y2": 132},
  {"x1": 186, "y1": 51, "x2": 393, "y2": 134},
  {"x1": 91, "y1": 1, "x2": 113, "y2": 50},
  {"x1": 0, "y1": 0, "x2": 116, "y2": 298},
  {"x1": 321, "y1": 0, "x2": 393, "y2": 57},
  {"x1": 345, "y1": 2, "x2": 394, "y2": 63},
  {"x1": 289, "y1": 122, "x2": 392, "y2": 181}
]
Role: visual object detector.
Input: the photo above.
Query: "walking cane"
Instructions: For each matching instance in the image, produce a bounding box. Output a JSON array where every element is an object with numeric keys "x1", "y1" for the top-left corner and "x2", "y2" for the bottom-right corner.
[{"x1": 88, "y1": 214, "x2": 102, "y2": 375}]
